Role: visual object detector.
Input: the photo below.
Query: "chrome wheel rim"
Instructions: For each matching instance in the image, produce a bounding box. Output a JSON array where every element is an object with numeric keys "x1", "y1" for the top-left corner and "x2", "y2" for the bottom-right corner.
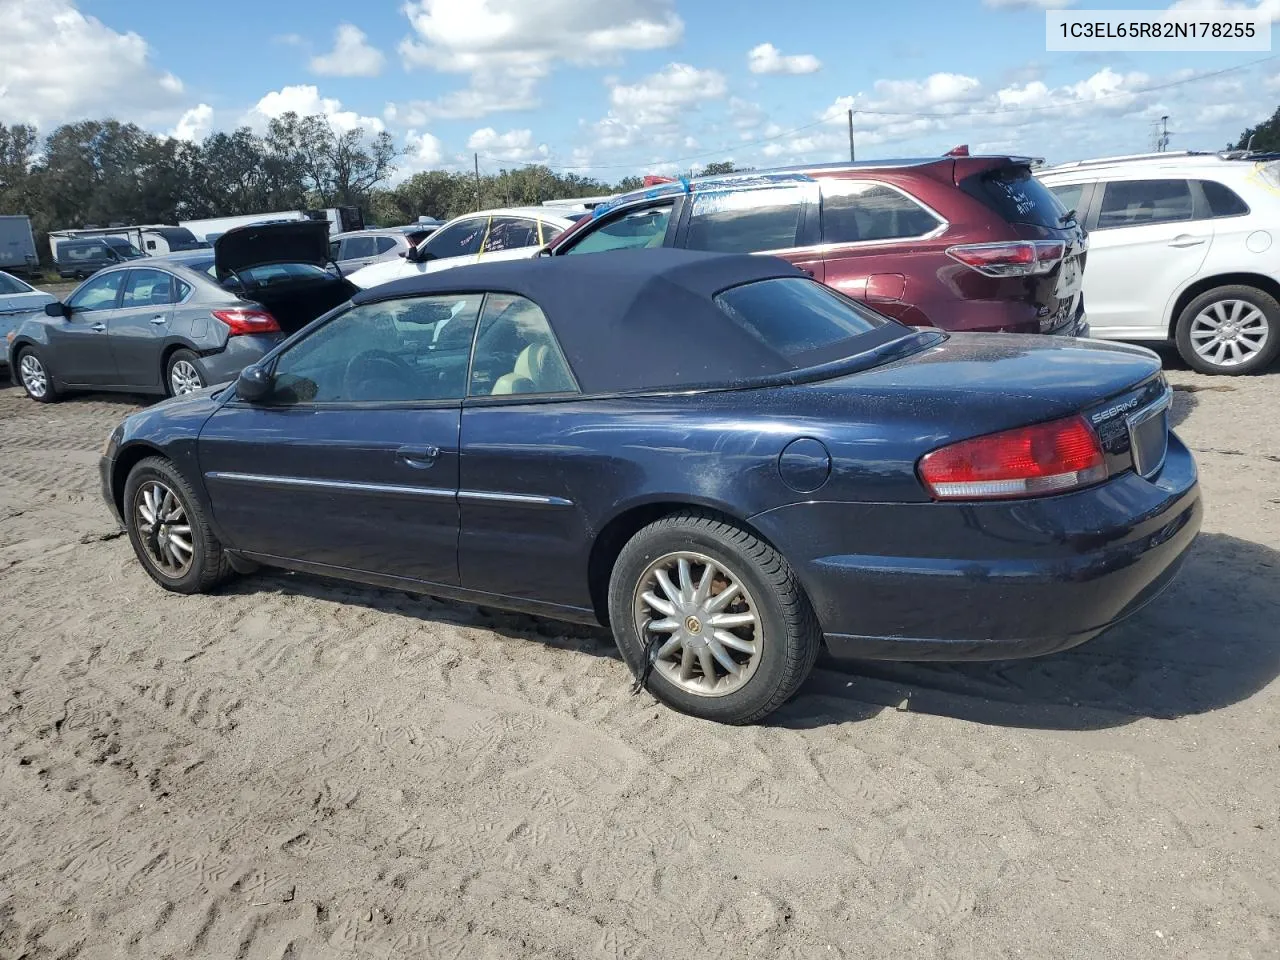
[
  {"x1": 133, "y1": 481, "x2": 193, "y2": 577},
  {"x1": 169, "y1": 359, "x2": 203, "y2": 395},
  {"x1": 1190, "y1": 300, "x2": 1269, "y2": 368},
  {"x1": 632, "y1": 551, "x2": 761, "y2": 698},
  {"x1": 19, "y1": 354, "x2": 46, "y2": 398}
]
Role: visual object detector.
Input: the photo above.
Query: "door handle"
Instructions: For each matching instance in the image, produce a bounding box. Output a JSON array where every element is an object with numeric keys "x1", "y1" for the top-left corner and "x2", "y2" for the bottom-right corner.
[
  {"x1": 91, "y1": 322, "x2": 106, "y2": 332},
  {"x1": 150, "y1": 315, "x2": 167, "y2": 324},
  {"x1": 396, "y1": 444, "x2": 440, "y2": 468},
  {"x1": 1168, "y1": 236, "x2": 1206, "y2": 248}
]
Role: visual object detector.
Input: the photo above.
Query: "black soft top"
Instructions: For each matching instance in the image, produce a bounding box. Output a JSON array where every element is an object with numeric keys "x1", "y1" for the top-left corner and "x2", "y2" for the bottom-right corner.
[{"x1": 353, "y1": 249, "x2": 811, "y2": 393}]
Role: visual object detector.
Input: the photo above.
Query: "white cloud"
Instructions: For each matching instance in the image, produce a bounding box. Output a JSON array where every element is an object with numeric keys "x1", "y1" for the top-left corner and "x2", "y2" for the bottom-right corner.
[
  {"x1": 246, "y1": 85, "x2": 384, "y2": 134},
  {"x1": 171, "y1": 104, "x2": 213, "y2": 142},
  {"x1": 310, "y1": 24, "x2": 386, "y2": 77},
  {"x1": 385, "y1": 72, "x2": 540, "y2": 122},
  {"x1": 609, "y1": 63, "x2": 727, "y2": 128},
  {"x1": 747, "y1": 43, "x2": 821, "y2": 76},
  {"x1": 394, "y1": 0, "x2": 682, "y2": 123},
  {"x1": 466, "y1": 127, "x2": 549, "y2": 163},
  {"x1": 0, "y1": 0, "x2": 187, "y2": 128}
]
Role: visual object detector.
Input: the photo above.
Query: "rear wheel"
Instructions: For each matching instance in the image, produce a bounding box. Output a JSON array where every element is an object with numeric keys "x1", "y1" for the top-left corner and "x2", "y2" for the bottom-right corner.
[
  {"x1": 166, "y1": 349, "x2": 205, "y2": 396},
  {"x1": 1174, "y1": 285, "x2": 1280, "y2": 375},
  {"x1": 608, "y1": 511, "x2": 820, "y2": 724},
  {"x1": 123, "y1": 456, "x2": 232, "y2": 594},
  {"x1": 16, "y1": 348, "x2": 58, "y2": 403}
]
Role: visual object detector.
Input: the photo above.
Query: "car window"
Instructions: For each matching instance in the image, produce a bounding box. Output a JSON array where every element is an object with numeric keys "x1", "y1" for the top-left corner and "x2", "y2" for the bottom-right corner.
[
  {"x1": 65, "y1": 243, "x2": 107, "y2": 262},
  {"x1": 482, "y1": 218, "x2": 540, "y2": 253},
  {"x1": 1046, "y1": 182, "x2": 1086, "y2": 216},
  {"x1": 0, "y1": 273, "x2": 30, "y2": 295},
  {"x1": 342, "y1": 236, "x2": 378, "y2": 259},
  {"x1": 1199, "y1": 179, "x2": 1250, "y2": 217},
  {"x1": 235, "y1": 263, "x2": 330, "y2": 285},
  {"x1": 468, "y1": 294, "x2": 578, "y2": 398},
  {"x1": 540, "y1": 223, "x2": 565, "y2": 244},
  {"x1": 329, "y1": 240, "x2": 341, "y2": 259},
  {"x1": 375, "y1": 235, "x2": 400, "y2": 254},
  {"x1": 422, "y1": 218, "x2": 487, "y2": 259},
  {"x1": 686, "y1": 186, "x2": 805, "y2": 253},
  {"x1": 715, "y1": 278, "x2": 890, "y2": 361},
  {"x1": 266, "y1": 293, "x2": 485, "y2": 405},
  {"x1": 963, "y1": 166, "x2": 1067, "y2": 228},
  {"x1": 122, "y1": 268, "x2": 176, "y2": 307},
  {"x1": 67, "y1": 271, "x2": 125, "y2": 312},
  {"x1": 822, "y1": 182, "x2": 941, "y2": 244},
  {"x1": 175, "y1": 279, "x2": 192, "y2": 301},
  {"x1": 1097, "y1": 179, "x2": 1193, "y2": 229},
  {"x1": 564, "y1": 204, "x2": 672, "y2": 255},
  {"x1": 106, "y1": 239, "x2": 143, "y2": 258}
]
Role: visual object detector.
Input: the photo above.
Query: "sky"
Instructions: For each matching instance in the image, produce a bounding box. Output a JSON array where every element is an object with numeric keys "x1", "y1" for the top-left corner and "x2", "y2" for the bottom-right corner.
[{"x1": 4, "y1": 0, "x2": 1280, "y2": 183}]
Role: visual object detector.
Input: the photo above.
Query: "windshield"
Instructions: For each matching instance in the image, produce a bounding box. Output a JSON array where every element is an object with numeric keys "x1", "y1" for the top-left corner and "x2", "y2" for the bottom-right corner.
[
  {"x1": 714, "y1": 277, "x2": 900, "y2": 367},
  {"x1": 107, "y1": 239, "x2": 144, "y2": 258}
]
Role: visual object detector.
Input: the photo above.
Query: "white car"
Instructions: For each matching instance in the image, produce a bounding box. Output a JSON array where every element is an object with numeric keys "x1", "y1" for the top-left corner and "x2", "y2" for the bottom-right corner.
[
  {"x1": 1038, "y1": 151, "x2": 1280, "y2": 375},
  {"x1": 347, "y1": 207, "x2": 587, "y2": 289}
]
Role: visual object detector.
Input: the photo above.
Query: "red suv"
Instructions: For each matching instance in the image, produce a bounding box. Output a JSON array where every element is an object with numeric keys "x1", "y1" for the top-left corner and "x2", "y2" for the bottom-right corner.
[{"x1": 544, "y1": 155, "x2": 1089, "y2": 335}]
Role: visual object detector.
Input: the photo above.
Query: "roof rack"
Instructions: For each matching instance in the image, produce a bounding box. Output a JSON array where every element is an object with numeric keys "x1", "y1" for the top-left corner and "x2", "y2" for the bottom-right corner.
[{"x1": 1044, "y1": 151, "x2": 1215, "y2": 171}]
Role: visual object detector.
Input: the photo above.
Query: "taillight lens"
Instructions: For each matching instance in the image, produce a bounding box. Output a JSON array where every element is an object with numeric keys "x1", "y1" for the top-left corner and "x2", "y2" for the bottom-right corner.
[
  {"x1": 918, "y1": 415, "x2": 1106, "y2": 500},
  {"x1": 945, "y1": 240, "x2": 1066, "y2": 277},
  {"x1": 212, "y1": 308, "x2": 281, "y2": 335}
]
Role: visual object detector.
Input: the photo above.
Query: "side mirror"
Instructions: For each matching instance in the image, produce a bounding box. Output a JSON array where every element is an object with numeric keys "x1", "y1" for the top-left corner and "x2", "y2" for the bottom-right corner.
[
  {"x1": 397, "y1": 250, "x2": 407, "y2": 258},
  {"x1": 235, "y1": 364, "x2": 273, "y2": 402},
  {"x1": 44, "y1": 301, "x2": 68, "y2": 318}
]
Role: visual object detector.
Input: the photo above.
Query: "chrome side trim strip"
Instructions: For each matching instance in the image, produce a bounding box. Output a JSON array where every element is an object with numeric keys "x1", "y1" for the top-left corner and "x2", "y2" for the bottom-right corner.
[
  {"x1": 204, "y1": 471, "x2": 454, "y2": 499},
  {"x1": 458, "y1": 490, "x2": 573, "y2": 507},
  {"x1": 204, "y1": 471, "x2": 573, "y2": 506}
]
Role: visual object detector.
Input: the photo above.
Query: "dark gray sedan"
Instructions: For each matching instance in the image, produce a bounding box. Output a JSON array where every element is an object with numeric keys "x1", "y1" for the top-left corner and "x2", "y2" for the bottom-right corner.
[{"x1": 7, "y1": 222, "x2": 356, "y2": 402}]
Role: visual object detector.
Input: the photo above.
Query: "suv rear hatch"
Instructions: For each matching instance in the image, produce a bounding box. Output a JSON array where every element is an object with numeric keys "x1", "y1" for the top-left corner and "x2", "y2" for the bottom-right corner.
[{"x1": 952, "y1": 158, "x2": 1088, "y2": 335}]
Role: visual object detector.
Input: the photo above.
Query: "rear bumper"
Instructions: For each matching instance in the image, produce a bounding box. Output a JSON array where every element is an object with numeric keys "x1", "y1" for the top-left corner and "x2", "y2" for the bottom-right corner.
[{"x1": 750, "y1": 433, "x2": 1201, "y2": 661}]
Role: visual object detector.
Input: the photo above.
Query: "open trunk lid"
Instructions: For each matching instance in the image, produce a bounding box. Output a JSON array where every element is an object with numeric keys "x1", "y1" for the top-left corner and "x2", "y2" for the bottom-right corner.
[{"x1": 214, "y1": 220, "x2": 332, "y2": 282}]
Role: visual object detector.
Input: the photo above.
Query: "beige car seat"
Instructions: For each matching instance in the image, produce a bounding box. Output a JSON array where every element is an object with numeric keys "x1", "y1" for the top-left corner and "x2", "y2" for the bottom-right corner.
[{"x1": 491, "y1": 342, "x2": 550, "y2": 395}]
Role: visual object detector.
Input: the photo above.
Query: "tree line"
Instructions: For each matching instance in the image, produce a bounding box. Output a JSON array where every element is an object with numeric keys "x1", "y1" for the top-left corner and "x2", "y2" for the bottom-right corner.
[{"x1": 0, "y1": 114, "x2": 744, "y2": 265}]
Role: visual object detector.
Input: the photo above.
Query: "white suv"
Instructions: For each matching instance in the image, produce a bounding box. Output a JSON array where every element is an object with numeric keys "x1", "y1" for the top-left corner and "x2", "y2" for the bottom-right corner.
[{"x1": 1039, "y1": 152, "x2": 1280, "y2": 375}]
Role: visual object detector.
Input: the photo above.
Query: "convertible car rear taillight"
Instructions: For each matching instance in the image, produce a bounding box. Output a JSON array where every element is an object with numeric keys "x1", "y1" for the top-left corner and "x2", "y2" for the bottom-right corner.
[
  {"x1": 212, "y1": 308, "x2": 281, "y2": 335},
  {"x1": 945, "y1": 240, "x2": 1065, "y2": 277},
  {"x1": 919, "y1": 415, "x2": 1106, "y2": 500}
]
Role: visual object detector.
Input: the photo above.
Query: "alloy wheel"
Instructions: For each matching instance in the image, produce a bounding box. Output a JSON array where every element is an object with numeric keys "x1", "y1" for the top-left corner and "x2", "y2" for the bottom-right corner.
[
  {"x1": 169, "y1": 359, "x2": 203, "y2": 395},
  {"x1": 19, "y1": 353, "x2": 47, "y2": 398},
  {"x1": 133, "y1": 481, "x2": 194, "y2": 577},
  {"x1": 1189, "y1": 299, "x2": 1270, "y2": 368},
  {"x1": 632, "y1": 551, "x2": 762, "y2": 697}
]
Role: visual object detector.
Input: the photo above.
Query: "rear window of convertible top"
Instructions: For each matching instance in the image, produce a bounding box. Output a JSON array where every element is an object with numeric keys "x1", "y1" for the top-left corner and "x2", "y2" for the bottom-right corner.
[{"x1": 714, "y1": 277, "x2": 896, "y2": 365}]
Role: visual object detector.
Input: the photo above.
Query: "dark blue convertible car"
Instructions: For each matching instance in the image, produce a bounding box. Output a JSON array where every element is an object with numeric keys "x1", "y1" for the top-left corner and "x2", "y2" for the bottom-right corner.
[{"x1": 99, "y1": 249, "x2": 1200, "y2": 723}]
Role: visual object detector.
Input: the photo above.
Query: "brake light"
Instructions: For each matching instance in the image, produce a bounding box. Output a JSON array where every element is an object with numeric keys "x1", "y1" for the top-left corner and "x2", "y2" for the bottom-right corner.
[
  {"x1": 918, "y1": 415, "x2": 1106, "y2": 500},
  {"x1": 212, "y1": 308, "x2": 281, "y2": 335},
  {"x1": 945, "y1": 240, "x2": 1066, "y2": 277}
]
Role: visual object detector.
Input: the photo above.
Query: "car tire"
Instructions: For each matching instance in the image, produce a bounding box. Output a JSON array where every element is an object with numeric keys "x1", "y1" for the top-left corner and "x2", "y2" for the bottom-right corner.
[
  {"x1": 1174, "y1": 285, "x2": 1280, "y2": 375},
  {"x1": 15, "y1": 347, "x2": 58, "y2": 403},
  {"x1": 607, "y1": 510, "x2": 821, "y2": 724},
  {"x1": 165, "y1": 349, "x2": 206, "y2": 397},
  {"x1": 123, "y1": 456, "x2": 233, "y2": 594}
]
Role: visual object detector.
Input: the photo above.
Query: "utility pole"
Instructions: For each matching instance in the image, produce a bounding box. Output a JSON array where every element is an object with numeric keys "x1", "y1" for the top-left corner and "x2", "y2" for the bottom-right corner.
[
  {"x1": 1156, "y1": 116, "x2": 1170, "y2": 153},
  {"x1": 474, "y1": 153, "x2": 480, "y2": 210},
  {"x1": 848, "y1": 108, "x2": 855, "y2": 162}
]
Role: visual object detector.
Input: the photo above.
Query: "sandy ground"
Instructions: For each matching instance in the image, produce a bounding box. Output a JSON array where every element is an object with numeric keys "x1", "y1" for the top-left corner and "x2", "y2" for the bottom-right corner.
[{"x1": 0, "y1": 359, "x2": 1277, "y2": 960}]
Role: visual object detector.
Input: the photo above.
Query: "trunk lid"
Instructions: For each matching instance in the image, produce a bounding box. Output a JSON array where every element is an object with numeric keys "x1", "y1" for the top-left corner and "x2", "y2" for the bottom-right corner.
[
  {"x1": 816, "y1": 332, "x2": 1163, "y2": 426},
  {"x1": 213, "y1": 220, "x2": 332, "y2": 282}
]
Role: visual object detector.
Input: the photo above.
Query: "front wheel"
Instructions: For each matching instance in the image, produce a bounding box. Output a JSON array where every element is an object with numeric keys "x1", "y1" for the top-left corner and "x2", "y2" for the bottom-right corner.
[
  {"x1": 1174, "y1": 285, "x2": 1280, "y2": 375},
  {"x1": 16, "y1": 348, "x2": 58, "y2": 403},
  {"x1": 123, "y1": 456, "x2": 233, "y2": 593},
  {"x1": 608, "y1": 511, "x2": 820, "y2": 724}
]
